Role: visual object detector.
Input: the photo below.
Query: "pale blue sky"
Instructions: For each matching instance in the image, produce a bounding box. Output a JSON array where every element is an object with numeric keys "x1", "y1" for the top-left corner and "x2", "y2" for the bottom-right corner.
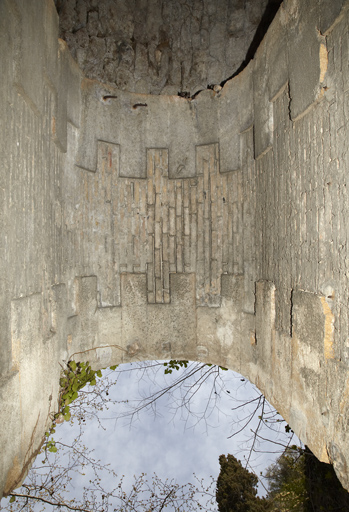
[
  {"x1": 58, "y1": 363, "x2": 296, "y2": 497},
  {"x1": 3, "y1": 362, "x2": 298, "y2": 510}
]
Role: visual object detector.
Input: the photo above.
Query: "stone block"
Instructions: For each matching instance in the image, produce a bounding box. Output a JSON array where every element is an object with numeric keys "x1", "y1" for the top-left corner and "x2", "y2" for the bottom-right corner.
[
  {"x1": 255, "y1": 281, "x2": 275, "y2": 369},
  {"x1": 292, "y1": 290, "x2": 333, "y2": 357},
  {"x1": 218, "y1": 65, "x2": 253, "y2": 172},
  {"x1": 11, "y1": 0, "x2": 45, "y2": 114},
  {"x1": 286, "y1": 0, "x2": 326, "y2": 120},
  {"x1": 194, "y1": 89, "x2": 219, "y2": 146}
]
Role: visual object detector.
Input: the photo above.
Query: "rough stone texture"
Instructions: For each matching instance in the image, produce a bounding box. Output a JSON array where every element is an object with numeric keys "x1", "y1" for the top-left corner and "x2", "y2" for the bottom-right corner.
[
  {"x1": 1, "y1": 0, "x2": 349, "y2": 500},
  {"x1": 55, "y1": 0, "x2": 276, "y2": 96}
]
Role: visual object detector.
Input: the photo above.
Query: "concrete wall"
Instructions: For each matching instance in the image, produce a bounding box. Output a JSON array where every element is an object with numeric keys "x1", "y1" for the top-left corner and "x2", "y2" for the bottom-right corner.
[{"x1": 1, "y1": 0, "x2": 349, "y2": 497}]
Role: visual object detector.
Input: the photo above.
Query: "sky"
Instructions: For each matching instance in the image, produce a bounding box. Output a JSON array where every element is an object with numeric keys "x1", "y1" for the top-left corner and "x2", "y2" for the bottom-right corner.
[
  {"x1": 72, "y1": 362, "x2": 292, "y2": 487},
  {"x1": 2, "y1": 361, "x2": 299, "y2": 510}
]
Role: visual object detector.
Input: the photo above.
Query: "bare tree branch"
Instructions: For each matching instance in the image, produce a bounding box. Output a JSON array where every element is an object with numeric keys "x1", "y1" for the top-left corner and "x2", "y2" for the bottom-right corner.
[
  {"x1": 1, "y1": 360, "x2": 297, "y2": 511},
  {"x1": 8, "y1": 493, "x2": 93, "y2": 512}
]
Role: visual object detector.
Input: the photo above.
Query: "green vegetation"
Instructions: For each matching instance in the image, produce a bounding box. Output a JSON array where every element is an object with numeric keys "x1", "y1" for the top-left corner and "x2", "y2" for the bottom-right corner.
[
  {"x1": 5, "y1": 359, "x2": 349, "y2": 511},
  {"x1": 43, "y1": 360, "x2": 117, "y2": 455},
  {"x1": 163, "y1": 359, "x2": 228, "y2": 374},
  {"x1": 216, "y1": 454, "x2": 269, "y2": 512},
  {"x1": 41, "y1": 359, "x2": 223, "y2": 456},
  {"x1": 216, "y1": 447, "x2": 349, "y2": 512},
  {"x1": 265, "y1": 446, "x2": 349, "y2": 512},
  {"x1": 265, "y1": 447, "x2": 307, "y2": 511},
  {"x1": 163, "y1": 360, "x2": 189, "y2": 374}
]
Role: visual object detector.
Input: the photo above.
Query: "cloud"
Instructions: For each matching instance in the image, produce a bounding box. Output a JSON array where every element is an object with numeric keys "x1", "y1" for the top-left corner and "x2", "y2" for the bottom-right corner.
[{"x1": 53, "y1": 362, "x2": 297, "y2": 503}]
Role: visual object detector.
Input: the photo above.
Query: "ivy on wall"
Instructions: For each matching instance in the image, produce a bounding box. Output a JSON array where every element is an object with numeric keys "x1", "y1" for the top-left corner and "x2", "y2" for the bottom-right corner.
[{"x1": 43, "y1": 360, "x2": 118, "y2": 455}]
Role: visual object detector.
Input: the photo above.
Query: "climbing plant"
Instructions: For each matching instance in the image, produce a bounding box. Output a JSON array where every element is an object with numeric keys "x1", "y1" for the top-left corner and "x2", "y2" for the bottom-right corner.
[
  {"x1": 163, "y1": 360, "x2": 228, "y2": 374},
  {"x1": 163, "y1": 360, "x2": 189, "y2": 374},
  {"x1": 43, "y1": 360, "x2": 118, "y2": 455}
]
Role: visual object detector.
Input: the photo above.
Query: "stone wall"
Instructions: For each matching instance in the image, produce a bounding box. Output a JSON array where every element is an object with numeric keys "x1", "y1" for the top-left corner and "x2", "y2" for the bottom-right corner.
[
  {"x1": 0, "y1": 0, "x2": 81, "y2": 495},
  {"x1": 1, "y1": 0, "x2": 349, "y2": 500},
  {"x1": 55, "y1": 0, "x2": 280, "y2": 95}
]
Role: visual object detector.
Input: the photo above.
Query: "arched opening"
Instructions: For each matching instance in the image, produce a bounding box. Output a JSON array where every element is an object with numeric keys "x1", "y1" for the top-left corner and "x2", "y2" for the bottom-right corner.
[
  {"x1": 3, "y1": 359, "x2": 302, "y2": 510},
  {"x1": 1, "y1": 0, "x2": 349, "y2": 501},
  {"x1": 5, "y1": 358, "x2": 349, "y2": 510}
]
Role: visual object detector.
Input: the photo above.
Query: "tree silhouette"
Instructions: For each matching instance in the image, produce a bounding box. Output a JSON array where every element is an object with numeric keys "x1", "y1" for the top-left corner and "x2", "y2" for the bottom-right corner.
[
  {"x1": 216, "y1": 454, "x2": 269, "y2": 512},
  {"x1": 265, "y1": 446, "x2": 349, "y2": 512}
]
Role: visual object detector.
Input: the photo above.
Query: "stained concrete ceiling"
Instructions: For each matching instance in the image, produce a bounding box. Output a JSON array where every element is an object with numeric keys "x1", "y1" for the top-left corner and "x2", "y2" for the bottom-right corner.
[{"x1": 55, "y1": 0, "x2": 282, "y2": 96}]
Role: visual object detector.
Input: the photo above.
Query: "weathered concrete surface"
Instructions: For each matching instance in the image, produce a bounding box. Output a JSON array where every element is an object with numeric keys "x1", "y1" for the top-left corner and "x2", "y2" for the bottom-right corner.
[
  {"x1": 55, "y1": 0, "x2": 280, "y2": 96},
  {"x1": 1, "y1": 0, "x2": 349, "y2": 498}
]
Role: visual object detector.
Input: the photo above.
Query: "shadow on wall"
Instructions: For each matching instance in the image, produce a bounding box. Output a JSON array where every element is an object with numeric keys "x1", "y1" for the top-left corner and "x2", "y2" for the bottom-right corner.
[{"x1": 223, "y1": 0, "x2": 283, "y2": 83}]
